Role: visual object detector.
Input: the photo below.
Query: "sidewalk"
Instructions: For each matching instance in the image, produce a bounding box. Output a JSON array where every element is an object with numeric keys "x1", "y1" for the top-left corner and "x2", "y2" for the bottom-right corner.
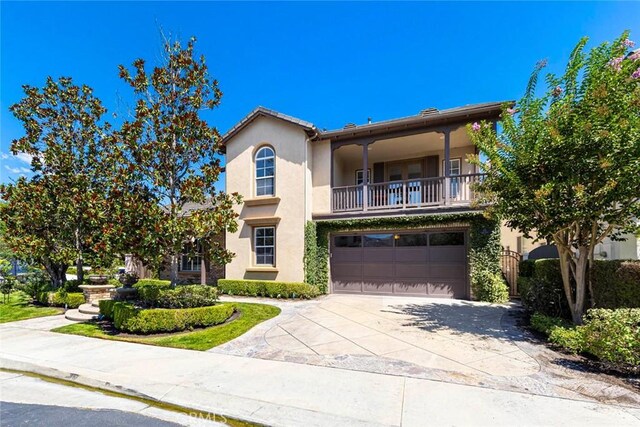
[{"x1": 1, "y1": 316, "x2": 639, "y2": 427}]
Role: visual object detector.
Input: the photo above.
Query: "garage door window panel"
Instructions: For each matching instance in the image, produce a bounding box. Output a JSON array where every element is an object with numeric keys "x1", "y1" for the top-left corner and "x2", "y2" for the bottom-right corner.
[{"x1": 364, "y1": 234, "x2": 394, "y2": 247}]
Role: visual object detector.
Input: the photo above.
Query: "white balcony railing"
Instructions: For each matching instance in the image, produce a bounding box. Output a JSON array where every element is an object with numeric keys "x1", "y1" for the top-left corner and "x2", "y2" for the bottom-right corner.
[{"x1": 331, "y1": 173, "x2": 486, "y2": 213}]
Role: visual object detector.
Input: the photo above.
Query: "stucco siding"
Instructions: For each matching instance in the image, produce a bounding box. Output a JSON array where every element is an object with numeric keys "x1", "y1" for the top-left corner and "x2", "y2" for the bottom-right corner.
[
  {"x1": 225, "y1": 116, "x2": 309, "y2": 282},
  {"x1": 312, "y1": 140, "x2": 332, "y2": 215}
]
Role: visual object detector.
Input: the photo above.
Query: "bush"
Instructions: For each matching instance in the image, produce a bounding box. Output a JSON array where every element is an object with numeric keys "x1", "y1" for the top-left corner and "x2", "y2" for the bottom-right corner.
[
  {"x1": 591, "y1": 261, "x2": 640, "y2": 309},
  {"x1": 530, "y1": 312, "x2": 570, "y2": 335},
  {"x1": 133, "y1": 279, "x2": 171, "y2": 305},
  {"x1": 99, "y1": 299, "x2": 117, "y2": 320},
  {"x1": 36, "y1": 291, "x2": 85, "y2": 308},
  {"x1": 111, "y1": 301, "x2": 235, "y2": 334},
  {"x1": 470, "y1": 270, "x2": 509, "y2": 303},
  {"x1": 217, "y1": 279, "x2": 320, "y2": 299},
  {"x1": 579, "y1": 308, "x2": 640, "y2": 366},
  {"x1": 519, "y1": 259, "x2": 573, "y2": 319},
  {"x1": 154, "y1": 285, "x2": 218, "y2": 309},
  {"x1": 519, "y1": 259, "x2": 536, "y2": 278},
  {"x1": 15, "y1": 271, "x2": 51, "y2": 300},
  {"x1": 548, "y1": 326, "x2": 585, "y2": 354},
  {"x1": 519, "y1": 259, "x2": 640, "y2": 319}
]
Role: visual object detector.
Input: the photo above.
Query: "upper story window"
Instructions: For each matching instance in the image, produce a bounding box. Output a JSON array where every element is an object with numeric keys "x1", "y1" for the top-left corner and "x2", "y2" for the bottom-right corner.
[{"x1": 255, "y1": 146, "x2": 275, "y2": 196}]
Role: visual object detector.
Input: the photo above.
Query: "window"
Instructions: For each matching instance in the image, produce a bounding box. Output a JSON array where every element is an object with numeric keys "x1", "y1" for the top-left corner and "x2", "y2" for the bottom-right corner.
[
  {"x1": 180, "y1": 240, "x2": 202, "y2": 271},
  {"x1": 355, "y1": 169, "x2": 371, "y2": 185},
  {"x1": 334, "y1": 235, "x2": 362, "y2": 247},
  {"x1": 255, "y1": 146, "x2": 275, "y2": 196},
  {"x1": 396, "y1": 233, "x2": 427, "y2": 247},
  {"x1": 254, "y1": 226, "x2": 275, "y2": 265},
  {"x1": 429, "y1": 232, "x2": 465, "y2": 246},
  {"x1": 442, "y1": 158, "x2": 461, "y2": 176},
  {"x1": 364, "y1": 233, "x2": 394, "y2": 247}
]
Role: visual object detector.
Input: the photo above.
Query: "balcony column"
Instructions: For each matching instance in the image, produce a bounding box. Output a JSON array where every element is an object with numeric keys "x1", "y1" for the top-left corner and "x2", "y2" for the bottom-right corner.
[
  {"x1": 443, "y1": 130, "x2": 451, "y2": 205},
  {"x1": 362, "y1": 142, "x2": 369, "y2": 211}
]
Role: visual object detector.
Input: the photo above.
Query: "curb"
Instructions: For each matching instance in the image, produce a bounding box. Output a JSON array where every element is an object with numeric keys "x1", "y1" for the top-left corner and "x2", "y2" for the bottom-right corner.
[{"x1": 0, "y1": 358, "x2": 262, "y2": 427}]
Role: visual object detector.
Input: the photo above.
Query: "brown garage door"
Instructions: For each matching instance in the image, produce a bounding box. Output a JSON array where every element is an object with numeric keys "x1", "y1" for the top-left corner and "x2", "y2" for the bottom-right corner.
[{"x1": 330, "y1": 230, "x2": 468, "y2": 298}]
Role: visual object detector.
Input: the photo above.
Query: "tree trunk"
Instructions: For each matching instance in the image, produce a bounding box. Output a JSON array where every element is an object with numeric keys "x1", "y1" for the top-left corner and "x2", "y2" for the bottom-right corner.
[
  {"x1": 170, "y1": 253, "x2": 179, "y2": 287},
  {"x1": 44, "y1": 262, "x2": 68, "y2": 289},
  {"x1": 75, "y1": 229, "x2": 84, "y2": 282},
  {"x1": 76, "y1": 258, "x2": 84, "y2": 282},
  {"x1": 572, "y1": 247, "x2": 589, "y2": 325}
]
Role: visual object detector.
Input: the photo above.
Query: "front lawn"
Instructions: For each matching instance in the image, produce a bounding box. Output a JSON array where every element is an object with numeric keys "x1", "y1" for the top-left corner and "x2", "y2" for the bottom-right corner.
[
  {"x1": 0, "y1": 292, "x2": 62, "y2": 323},
  {"x1": 52, "y1": 302, "x2": 280, "y2": 351}
]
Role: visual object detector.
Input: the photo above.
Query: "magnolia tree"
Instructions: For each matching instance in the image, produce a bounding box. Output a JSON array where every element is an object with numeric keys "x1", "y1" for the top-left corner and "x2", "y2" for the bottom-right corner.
[
  {"x1": 469, "y1": 33, "x2": 640, "y2": 324},
  {"x1": 1, "y1": 77, "x2": 115, "y2": 285},
  {"x1": 117, "y1": 37, "x2": 241, "y2": 285}
]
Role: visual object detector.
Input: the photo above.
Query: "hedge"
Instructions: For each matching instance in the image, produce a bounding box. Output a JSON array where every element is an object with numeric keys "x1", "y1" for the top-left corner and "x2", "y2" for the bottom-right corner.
[
  {"x1": 217, "y1": 279, "x2": 320, "y2": 299},
  {"x1": 152, "y1": 285, "x2": 218, "y2": 308},
  {"x1": 307, "y1": 213, "x2": 508, "y2": 302},
  {"x1": 103, "y1": 301, "x2": 235, "y2": 334},
  {"x1": 36, "y1": 291, "x2": 85, "y2": 308},
  {"x1": 519, "y1": 259, "x2": 640, "y2": 318},
  {"x1": 133, "y1": 279, "x2": 171, "y2": 305}
]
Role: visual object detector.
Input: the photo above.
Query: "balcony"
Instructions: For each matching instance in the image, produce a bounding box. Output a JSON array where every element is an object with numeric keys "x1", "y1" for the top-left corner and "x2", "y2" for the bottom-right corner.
[{"x1": 332, "y1": 173, "x2": 485, "y2": 212}]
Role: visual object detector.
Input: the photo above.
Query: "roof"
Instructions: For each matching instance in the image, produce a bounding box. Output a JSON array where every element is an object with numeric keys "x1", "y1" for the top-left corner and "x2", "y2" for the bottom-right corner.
[
  {"x1": 220, "y1": 106, "x2": 318, "y2": 146},
  {"x1": 317, "y1": 101, "x2": 511, "y2": 141},
  {"x1": 221, "y1": 101, "x2": 512, "y2": 146}
]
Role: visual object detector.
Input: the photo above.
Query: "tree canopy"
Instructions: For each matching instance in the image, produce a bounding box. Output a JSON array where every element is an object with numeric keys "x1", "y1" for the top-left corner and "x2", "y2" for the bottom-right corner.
[
  {"x1": 116, "y1": 36, "x2": 241, "y2": 285},
  {"x1": 469, "y1": 32, "x2": 640, "y2": 323}
]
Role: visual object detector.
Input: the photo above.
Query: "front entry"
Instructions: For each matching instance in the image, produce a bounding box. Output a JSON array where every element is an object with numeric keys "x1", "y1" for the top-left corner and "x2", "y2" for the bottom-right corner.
[{"x1": 330, "y1": 230, "x2": 468, "y2": 298}]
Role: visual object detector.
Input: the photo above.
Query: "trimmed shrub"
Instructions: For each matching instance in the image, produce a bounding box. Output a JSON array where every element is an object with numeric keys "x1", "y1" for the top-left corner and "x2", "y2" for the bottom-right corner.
[
  {"x1": 36, "y1": 291, "x2": 84, "y2": 308},
  {"x1": 591, "y1": 261, "x2": 640, "y2": 309},
  {"x1": 154, "y1": 285, "x2": 218, "y2": 309},
  {"x1": 519, "y1": 259, "x2": 640, "y2": 319},
  {"x1": 99, "y1": 299, "x2": 117, "y2": 320},
  {"x1": 111, "y1": 302, "x2": 234, "y2": 334},
  {"x1": 217, "y1": 279, "x2": 320, "y2": 299},
  {"x1": 133, "y1": 279, "x2": 171, "y2": 306},
  {"x1": 518, "y1": 259, "x2": 536, "y2": 278},
  {"x1": 520, "y1": 260, "x2": 570, "y2": 319}
]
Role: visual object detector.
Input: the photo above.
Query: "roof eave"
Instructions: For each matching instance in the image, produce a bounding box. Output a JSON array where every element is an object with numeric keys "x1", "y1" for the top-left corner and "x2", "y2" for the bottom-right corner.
[{"x1": 317, "y1": 101, "x2": 512, "y2": 142}]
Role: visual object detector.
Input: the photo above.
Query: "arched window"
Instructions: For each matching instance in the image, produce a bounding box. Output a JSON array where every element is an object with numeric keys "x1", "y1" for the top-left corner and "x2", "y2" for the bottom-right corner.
[{"x1": 255, "y1": 146, "x2": 275, "y2": 196}]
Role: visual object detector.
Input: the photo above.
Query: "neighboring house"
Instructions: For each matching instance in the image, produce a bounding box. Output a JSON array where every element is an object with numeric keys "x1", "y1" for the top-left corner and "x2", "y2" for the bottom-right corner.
[
  {"x1": 222, "y1": 103, "x2": 510, "y2": 299},
  {"x1": 502, "y1": 226, "x2": 640, "y2": 261},
  {"x1": 156, "y1": 202, "x2": 226, "y2": 284}
]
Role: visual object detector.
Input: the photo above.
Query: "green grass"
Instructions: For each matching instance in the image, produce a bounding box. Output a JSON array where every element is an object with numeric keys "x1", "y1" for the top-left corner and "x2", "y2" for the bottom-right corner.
[
  {"x1": 52, "y1": 302, "x2": 281, "y2": 351},
  {"x1": 0, "y1": 291, "x2": 62, "y2": 323}
]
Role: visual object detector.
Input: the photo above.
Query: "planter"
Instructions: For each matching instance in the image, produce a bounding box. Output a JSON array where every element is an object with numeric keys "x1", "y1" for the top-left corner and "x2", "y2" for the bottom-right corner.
[
  {"x1": 79, "y1": 284, "x2": 115, "y2": 304},
  {"x1": 88, "y1": 275, "x2": 110, "y2": 285},
  {"x1": 118, "y1": 273, "x2": 139, "y2": 288}
]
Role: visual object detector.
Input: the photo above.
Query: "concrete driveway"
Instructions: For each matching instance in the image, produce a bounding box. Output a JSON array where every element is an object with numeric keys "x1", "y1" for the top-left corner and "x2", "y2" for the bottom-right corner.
[
  {"x1": 214, "y1": 295, "x2": 640, "y2": 407},
  {"x1": 216, "y1": 295, "x2": 538, "y2": 377}
]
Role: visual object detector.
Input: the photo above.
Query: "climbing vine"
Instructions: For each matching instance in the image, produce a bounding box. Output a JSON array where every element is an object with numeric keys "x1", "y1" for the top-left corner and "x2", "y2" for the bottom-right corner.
[{"x1": 304, "y1": 212, "x2": 508, "y2": 302}]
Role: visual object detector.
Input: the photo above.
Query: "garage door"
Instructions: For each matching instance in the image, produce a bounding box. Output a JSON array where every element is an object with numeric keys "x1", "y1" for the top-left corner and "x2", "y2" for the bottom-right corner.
[{"x1": 330, "y1": 230, "x2": 468, "y2": 298}]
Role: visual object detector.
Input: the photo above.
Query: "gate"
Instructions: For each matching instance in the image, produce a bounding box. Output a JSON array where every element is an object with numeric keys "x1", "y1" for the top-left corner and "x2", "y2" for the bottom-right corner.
[{"x1": 501, "y1": 248, "x2": 522, "y2": 297}]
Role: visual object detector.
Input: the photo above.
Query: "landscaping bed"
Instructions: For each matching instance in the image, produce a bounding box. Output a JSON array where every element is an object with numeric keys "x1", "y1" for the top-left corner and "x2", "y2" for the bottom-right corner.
[
  {"x1": 217, "y1": 279, "x2": 320, "y2": 299},
  {"x1": 52, "y1": 302, "x2": 281, "y2": 351}
]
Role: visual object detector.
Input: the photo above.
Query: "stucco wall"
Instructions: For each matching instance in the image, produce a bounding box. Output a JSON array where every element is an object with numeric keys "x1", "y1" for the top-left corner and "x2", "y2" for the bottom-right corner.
[
  {"x1": 225, "y1": 116, "x2": 309, "y2": 282},
  {"x1": 312, "y1": 140, "x2": 332, "y2": 215}
]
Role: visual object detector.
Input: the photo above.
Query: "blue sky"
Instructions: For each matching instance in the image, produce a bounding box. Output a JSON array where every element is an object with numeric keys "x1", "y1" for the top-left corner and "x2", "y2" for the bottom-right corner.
[{"x1": 1, "y1": 1, "x2": 638, "y2": 185}]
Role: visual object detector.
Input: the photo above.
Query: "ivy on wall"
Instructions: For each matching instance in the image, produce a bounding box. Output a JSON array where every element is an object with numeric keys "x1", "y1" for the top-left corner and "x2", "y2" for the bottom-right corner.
[{"x1": 304, "y1": 212, "x2": 509, "y2": 302}]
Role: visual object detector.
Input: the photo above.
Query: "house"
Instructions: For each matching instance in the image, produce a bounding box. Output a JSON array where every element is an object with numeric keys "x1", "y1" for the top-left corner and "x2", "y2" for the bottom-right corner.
[{"x1": 222, "y1": 103, "x2": 513, "y2": 300}]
